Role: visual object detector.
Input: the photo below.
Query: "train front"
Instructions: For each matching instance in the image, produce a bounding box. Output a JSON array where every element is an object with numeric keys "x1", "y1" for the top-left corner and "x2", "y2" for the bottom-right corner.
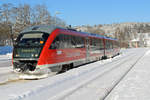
[{"x1": 12, "y1": 31, "x2": 49, "y2": 73}]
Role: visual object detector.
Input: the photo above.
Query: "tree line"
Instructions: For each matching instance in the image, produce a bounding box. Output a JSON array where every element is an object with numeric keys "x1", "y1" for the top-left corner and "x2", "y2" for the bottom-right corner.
[{"x1": 0, "y1": 3, "x2": 66, "y2": 45}]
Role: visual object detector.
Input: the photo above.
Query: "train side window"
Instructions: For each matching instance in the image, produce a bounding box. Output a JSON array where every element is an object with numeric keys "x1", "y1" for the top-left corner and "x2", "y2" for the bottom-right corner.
[
  {"x1": 90, "y1": 38, "x2": 104, "y2": 53},
  {"x1": 50, "y1": 34, "x2": 85, "y2": 49},
  {"x1": 106, "y1": 40, "x2": 108, "y2": 49},
  {"x1": 70, "y1": 35, "x2": 84, "y2": 48},
  {"x1": 76, "y1": 36, "x2": 84, "y2": 48},
  {"x1": 111, "y1": 41, "x2": 114, "y2": 49},
  {"x1": 106, "y1": 40, "x2": 110, "y2": 49},
  {"x1": 108, "y1": 41, "x2": 113, "y2": 49},
  {"x1": 95, "y1": 39, "x2": 99, "y2": 50},
  {"x1": 49, "y1": 35, "x2": 61, "y2": 49},
  {"x1": 50, "y1": 34, "x2": 66, "y2": 49},
  {"x1": 90, "y1": 38, "x2": 95, "y2": 51},
  {"x1": 90, "y1": 38, "x2": 97, "y2": 51},
  {"x1": 71, "y1": 36, "x2": 76, "y2": 48},
  {"x1": 96, "y1": 39, "x2": 100, "y2": 50},
  {"x1": 99, "y1": 39, "x2": 104, "y2": 50},
  {"x1": 63, "y1": 34, "x2": 69, "y2": 48}
]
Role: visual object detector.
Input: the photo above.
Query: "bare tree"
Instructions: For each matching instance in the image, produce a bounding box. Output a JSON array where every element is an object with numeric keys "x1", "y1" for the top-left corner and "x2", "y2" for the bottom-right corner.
[
  {"x1": 32, "y1": 4, "x2": 51, "y2": 25},
  {"x1": 0, "y1": 3, "x2": 13, "y2": 24},
  {"x1": 0, "y1": 3, "x2": 66, "y2": 45}
]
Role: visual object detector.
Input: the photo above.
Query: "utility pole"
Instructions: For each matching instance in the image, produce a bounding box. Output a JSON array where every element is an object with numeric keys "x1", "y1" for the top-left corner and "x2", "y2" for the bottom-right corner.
[{"x1": 54, "y1": 11, "x2": 61, "y2": 26}]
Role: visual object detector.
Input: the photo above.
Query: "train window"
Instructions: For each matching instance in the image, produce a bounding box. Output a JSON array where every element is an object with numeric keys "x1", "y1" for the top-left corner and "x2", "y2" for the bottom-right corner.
[
  {"x1": 49, "y1": 35, "x2": 61, "y2": 49},
  {"x1": 90, "y1": 38, "x2": 104, "y2": 52},
  {"x1": 73, "y1": 36, "x2": 85, "y2": 48},
  {"x1": 110, "y1": 41, "x2": 113, "y2": 49},
  {"x1": 106, "y1": 40, "x2": 111, "y2": 49},
  {"x1": 49, "y1": 34, "x2": 85, "y2": 49},
  {"x1": 17, "y1": 32, "x2": 49, "y2": 46},
  {"x1": 115, "y1": 42, "x2": 120, "y2": 48},
  {"x1": 99, "y1": 39, "x2": 104, "y2": 50},
  {"x1": 90, "y1": 38, "x2": 95, "y2": 51},
  {"x1": 114, "y1": 41, "x2": 117, "y2": 48},
  {"x1": 106, "y1": 40, "x2": 113, "y2": 49}
]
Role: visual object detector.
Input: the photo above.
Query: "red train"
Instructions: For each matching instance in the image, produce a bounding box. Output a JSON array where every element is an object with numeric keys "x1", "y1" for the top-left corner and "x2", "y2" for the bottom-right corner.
[{"x1": 12, "y1": 25, "x2": 120, "y2": 73}]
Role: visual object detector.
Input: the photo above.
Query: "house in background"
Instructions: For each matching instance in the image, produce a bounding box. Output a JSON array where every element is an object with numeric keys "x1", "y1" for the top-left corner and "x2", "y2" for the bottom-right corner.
[
  {"x1": 130, "y1": 38, "x2": 139, "y2": 48},
  {"x1": 130, "y1": 33, "x2": 150, "y2": 48},
  {"x1": 142, "y1": 33, "x2": 150, "y2": 47}
]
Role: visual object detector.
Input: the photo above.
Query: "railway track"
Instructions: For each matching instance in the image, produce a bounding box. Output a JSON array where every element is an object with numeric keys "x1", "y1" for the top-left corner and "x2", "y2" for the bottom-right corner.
[
  {"x1": 102, "y1": 51, "x2": 146, "y2": 100},
  {"x1": 50, "y1": 49, "x2": 147, "y2": 100}
]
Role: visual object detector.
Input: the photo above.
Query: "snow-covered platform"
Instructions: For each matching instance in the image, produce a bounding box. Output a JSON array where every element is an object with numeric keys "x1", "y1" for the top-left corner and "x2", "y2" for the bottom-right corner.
[{"x1": 0, "y1": 48, "x2": 150, "y2": 100}]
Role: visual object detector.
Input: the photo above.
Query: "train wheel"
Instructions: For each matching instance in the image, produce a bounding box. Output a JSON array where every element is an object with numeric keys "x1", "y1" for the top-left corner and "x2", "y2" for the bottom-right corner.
[
  {"x1": 101, "y1": 56, "x2": 107, "y2": 60},
  {"x1": 60, "y1": 64, "x2": 69, "y2": 72},
  {"x1": 60, "y1": 63, "x2": 73, "y2": 73}
]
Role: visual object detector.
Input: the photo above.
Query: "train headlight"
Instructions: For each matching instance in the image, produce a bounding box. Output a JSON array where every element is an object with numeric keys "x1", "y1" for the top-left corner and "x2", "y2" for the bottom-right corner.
[
  {"x1": 15, "y1": 54, "x2": 19, "y2": 57},
  {"x1": 35, "y1": 54, "x2": 38, "y2": 57},
  {"x1": 31, "y1": 54, "x2": 34, "y2": 57}
]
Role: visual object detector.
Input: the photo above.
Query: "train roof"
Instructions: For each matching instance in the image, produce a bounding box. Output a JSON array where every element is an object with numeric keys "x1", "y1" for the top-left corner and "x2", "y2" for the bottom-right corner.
[
  {"x1": 20, "y1": 25, "x2": 62, "y2": 34},
  {"x1": 21, "y1": 25, "x2": 117, "y2": 40},
  {"x1": 104, "y1": 36, "x2": 117, "y2": 41}
]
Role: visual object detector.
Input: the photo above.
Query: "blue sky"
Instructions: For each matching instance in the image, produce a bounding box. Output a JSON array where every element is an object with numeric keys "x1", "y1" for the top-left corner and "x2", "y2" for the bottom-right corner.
[{"x1": 0, "y1": 0, "x2": 150, "y2": 26}]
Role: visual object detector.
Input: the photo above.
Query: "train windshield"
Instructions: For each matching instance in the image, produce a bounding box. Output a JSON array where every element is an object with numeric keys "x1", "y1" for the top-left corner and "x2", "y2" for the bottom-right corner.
[
  {"x1": 13, "y1": 32, "x2": 49, "y2": 58},
  {"x1": 16, "y1": 32, "x2": 49, "y2": 46}
]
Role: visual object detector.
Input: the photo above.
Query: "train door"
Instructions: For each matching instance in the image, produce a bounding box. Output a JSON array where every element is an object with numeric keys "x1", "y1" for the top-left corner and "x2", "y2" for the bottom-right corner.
[{"x1": 86, "y1": 38, "x2": 90, "y2": 62}]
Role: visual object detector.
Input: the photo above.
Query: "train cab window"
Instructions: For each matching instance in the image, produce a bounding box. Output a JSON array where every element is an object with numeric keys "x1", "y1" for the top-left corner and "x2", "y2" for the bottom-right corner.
[{"x1": 16, "y1": 32, "x2": 49, "y2": 46}]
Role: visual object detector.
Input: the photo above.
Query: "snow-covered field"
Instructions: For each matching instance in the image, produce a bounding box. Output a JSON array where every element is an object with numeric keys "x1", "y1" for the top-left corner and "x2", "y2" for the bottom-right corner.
[{"x1": 0, "y1": 47, "x2": 149, "y2": 100}]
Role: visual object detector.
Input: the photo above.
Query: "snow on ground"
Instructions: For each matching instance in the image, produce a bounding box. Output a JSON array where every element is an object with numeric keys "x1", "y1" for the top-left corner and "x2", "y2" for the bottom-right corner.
[
  {"x1": 0, "y1": 46, "x2": 17, "y2": 85},
  {"x1": 0, "y1": 53, "x2": 12, "y2": 60},
  {"x1": 0, "y1": 48, "x2": 148, "y2": 100},
  {"x1": 0, "y1": 48, "x2": 149, "y2": 100},
  {"x1": 62, "y1": 48, "x2": 147, "y2": 100},
  {"x1": 104, "y1": 49, "x2": 150, "y2": 100},
  {"x1": 0, "y1": 53, "x2": 14, "y2": 83}
]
